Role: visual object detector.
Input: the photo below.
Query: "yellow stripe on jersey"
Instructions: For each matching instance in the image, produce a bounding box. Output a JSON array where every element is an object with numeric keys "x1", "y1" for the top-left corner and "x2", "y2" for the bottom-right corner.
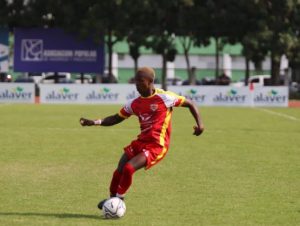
[
  {"x1": 150, "y1": 146, "x2": 168, "y2": 166},
  {"x1": 156, "y1": 88, "x2": 186, "y2": 107},
  {"x1": 159, "y1": 108, "x2": 172, "y2": 146},
  {"x1": 178, "y1": 96, "x2": 186, "y2": 106},
  {"x1": 155, "y1": 88, "x2": 165, "y2": 94}
]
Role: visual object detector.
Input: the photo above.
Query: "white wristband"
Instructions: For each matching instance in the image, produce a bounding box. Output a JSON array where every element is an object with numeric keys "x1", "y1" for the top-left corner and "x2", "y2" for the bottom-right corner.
[{"x1": 94, "y1": 119, "x2": 102, "y2": 125}]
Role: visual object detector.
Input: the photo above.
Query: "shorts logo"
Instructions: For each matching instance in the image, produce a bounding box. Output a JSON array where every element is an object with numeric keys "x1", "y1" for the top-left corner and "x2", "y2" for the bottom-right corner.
[
  {"x1": 150, "y1": 104, "x2": 158, "y2": 111},
  {"x1": 143, "y1": 149, "x2": 149, "y2": 157}
]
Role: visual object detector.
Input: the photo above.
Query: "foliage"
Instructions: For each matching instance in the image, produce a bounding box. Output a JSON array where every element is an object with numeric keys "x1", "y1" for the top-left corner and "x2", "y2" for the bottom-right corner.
[
  {"x1": 2, "y1": 0, "x2": 300, "y2": 85},
  {"x1": 0, "y1": 0, "x2": 8, "y2": 26}
]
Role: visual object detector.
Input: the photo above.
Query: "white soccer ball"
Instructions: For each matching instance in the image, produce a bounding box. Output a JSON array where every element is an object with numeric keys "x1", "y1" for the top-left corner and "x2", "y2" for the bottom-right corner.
[{"x1": 102, "y1": 197, "x2": 126, "y2": 219}]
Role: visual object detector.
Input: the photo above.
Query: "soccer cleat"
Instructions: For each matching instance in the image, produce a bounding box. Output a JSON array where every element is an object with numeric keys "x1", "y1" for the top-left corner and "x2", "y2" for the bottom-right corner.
[{"x1": 97, "y1": 199, "x2": 107, "y2": 210}]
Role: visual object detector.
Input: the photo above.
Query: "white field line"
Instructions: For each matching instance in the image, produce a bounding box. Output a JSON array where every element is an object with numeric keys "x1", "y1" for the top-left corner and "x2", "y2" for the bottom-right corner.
[{"x1": 256, "y1": 108, "x2": 300, "y2": 122}]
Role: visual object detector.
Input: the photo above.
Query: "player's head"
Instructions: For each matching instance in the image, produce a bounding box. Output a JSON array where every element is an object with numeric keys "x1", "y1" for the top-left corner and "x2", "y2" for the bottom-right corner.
[{"x1": 135, "y1": 67, "x2": 155, "y2": 97}]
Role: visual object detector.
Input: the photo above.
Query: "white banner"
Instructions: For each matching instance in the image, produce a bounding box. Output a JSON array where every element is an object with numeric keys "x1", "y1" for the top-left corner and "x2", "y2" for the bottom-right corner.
[
  {"x1": 40, "y1": 84, "x2": 140, "y2": 104},
  {"x1": 39, "y1": 84, "x2": 289, "y2": 107},
  {"x1": 169, "y1": 86, "x2": 252, "y2": 106},
  {"x1": 0, "y1": 83, "x2": 35, "y2": 103},
  {"x1": 253, "y1": 86, "x2": 288, "y2": 107}
]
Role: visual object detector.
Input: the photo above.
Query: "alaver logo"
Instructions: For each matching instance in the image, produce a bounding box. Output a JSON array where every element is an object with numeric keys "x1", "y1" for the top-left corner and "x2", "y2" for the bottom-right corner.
[
  {"x1": 178, "y1": 89, "x2": 205, "y2": 103},
  {"x1": 86, "y1": 87, "x2": 119, "y2": 101},
  {"x1": 254, "y1": 89, "x2": 286, "y2": 103},
  {"x1": 213, "y1": 89, "x2": 246, "y2": 103},
  {"x1": 227, "y1": 89, "x2": 237, "y2": 96},
  {"x1": 45, "y1": 87, "x2": 79, "y2": 101},
  {"x1": 0, "y1": 86, "x2": 32, "y2": 100},
  {"x1": 60, "y1": 87, "x2": 70, "y2": 94},
  {"x1": 269, "y1": 90, "x2": 278, "y2": 96}
]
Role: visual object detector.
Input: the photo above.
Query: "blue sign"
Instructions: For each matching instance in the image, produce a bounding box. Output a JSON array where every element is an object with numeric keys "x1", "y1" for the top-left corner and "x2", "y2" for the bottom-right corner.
[
  {"x1": 14, "y1": 28, "x2": 105, "y2": 73},
  {"x1": 0, "y1": 27, "x2": 9, "y2": 72}
]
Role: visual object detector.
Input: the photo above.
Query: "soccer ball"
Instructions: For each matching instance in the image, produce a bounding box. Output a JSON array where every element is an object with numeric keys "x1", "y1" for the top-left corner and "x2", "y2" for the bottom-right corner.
[{"x1": 102, "y1": 197, "x2": 126, "y2": 219}]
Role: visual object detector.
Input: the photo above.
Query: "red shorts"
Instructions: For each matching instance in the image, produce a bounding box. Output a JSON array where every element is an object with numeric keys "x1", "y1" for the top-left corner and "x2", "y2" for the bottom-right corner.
[{"x1": 124, "y1": 140, "x2": 169, "y2": 170}]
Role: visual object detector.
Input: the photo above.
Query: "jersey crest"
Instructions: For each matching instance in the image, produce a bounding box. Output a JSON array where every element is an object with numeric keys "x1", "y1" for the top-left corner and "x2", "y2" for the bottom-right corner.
[{"x1": 150, "y1": 104, "x2": 158, "y2": 111}]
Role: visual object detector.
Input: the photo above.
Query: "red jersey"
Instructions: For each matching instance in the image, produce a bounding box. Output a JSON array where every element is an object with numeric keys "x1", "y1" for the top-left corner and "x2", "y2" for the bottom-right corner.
[{"x1": 119, "y1": 88, "x2": 185, "y2": 147}]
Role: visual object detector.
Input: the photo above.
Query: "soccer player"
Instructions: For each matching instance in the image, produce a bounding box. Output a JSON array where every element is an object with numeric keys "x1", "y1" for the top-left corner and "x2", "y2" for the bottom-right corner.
[{"x1": 79, "y1": 67, "x2": 204, "y2": 209}]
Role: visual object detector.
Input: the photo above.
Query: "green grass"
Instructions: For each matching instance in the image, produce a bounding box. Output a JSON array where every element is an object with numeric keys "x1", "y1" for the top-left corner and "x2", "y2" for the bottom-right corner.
[{"x1": 0, "y1": 104, "x2": 299, "y2": 226}]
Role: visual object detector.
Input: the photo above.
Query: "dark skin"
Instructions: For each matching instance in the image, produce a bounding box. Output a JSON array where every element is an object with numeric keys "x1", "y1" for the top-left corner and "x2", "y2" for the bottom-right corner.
[{"x1": 80, "y1": 72, "x2": 204, "y2": 173}]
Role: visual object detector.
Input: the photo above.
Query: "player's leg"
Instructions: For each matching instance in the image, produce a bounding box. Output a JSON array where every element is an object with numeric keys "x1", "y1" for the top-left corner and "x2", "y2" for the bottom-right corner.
[
  {"x1": 109, "y1": 153, "x2": 128, "y2": 197},
  {"x1": 98, "y1": 153, "x2": 129, "y2": 210},
  {"x1": 116, "y1": 152, "x2": 147, "y2": 198}
]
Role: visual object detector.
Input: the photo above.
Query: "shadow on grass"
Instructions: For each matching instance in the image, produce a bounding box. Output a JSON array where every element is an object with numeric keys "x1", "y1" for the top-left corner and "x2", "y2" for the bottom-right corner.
[{"x1": 0, "y1": 212, "x2": 102, "y2": 220}]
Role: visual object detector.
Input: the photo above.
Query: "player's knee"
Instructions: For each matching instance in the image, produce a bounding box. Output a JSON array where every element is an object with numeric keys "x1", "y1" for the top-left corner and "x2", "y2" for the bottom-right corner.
[
  {"x1": 117, "y1": 164, "x2": 124, "y2": 173},
  {"x1": 117, "y1": 153, "x2": 130, "y2": 173},
  {"x1": 123, "y1": 163, "x2": 135, "y2": 176}
]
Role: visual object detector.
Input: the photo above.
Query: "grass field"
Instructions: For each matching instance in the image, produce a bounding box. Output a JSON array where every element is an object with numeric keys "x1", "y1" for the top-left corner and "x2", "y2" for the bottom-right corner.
[{"x1": 0, "y1": 104, "x2": 299, "y2": 226}]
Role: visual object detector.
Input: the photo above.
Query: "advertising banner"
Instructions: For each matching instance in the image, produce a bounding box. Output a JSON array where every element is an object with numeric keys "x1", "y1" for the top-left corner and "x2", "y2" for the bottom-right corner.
[
  {"x1": 84, "y1": 84, "x2": 140, "y2": 104},
  {"x1": 39, "y1": 84, "x2": 288, "y2": 107},
  {"x1": 39, "y1": 84, "x2": 139, "y2": 104},
  {"x1": 14, "y1": 28, "x2": 105, "y2": 73},
  {"x1": 40, "y1": 84, "x2": 83, "y2": 104},
  {"x1": 0, "y1": 83, "x2": 35, "y2": 103},
  {"x1": 253, "y1": 86, "x2": 288, "y2": 107},
  {"x1": 0, "y1": 28, "x2": 9, "y2": 73},
  {"x1": 169, "y1": 86, "x2": 252, "y2": 106},
  {"x1": 168, "y1": 86, "x2": 208, "y2": 105}
]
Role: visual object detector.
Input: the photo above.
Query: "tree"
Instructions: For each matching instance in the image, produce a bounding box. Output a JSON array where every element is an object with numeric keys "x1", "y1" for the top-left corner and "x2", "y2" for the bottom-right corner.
[
  {"x1": 179, "y1": 36, "x2": 195, "y2": 84},
  {"x1": 241, "y1": 32, "x2": 269, "y2": 85},
  {"x1": 235, "y1": 0, "x2": 269, "y2": 84},
  {"x1": 192, "y1": 0, "x2": 228, "y2": 78},
  {"x1": 144, "y1": 0, "x2": 179, "y2": 90},
  {"x1": 147, "y1": 33, "x2": 177, "y2": 90},
  {"x1": 0, "y1": 0, "x2": 8, "y2": 27},
  {"x1": 86, "y1": 0, "x2": 131, "y2": 82},
  {"x1": 253, "y1": 0, "x2": 297, "y2": 85},
  {"x1": 175, "y1": 0, "x2": 208, "y2": 85},
  {"x1": 127, "y1": 32, "x2": 146, "y2": 73},
  {"x1": 124, "y1": 0, "x2": 153, "y2": 74},
  {"x1": 6, "y1": 0, "x2": 31, "y2": 28},
  {"x1": 285, "y1": 0, "x2": 300, "y2": 83}
]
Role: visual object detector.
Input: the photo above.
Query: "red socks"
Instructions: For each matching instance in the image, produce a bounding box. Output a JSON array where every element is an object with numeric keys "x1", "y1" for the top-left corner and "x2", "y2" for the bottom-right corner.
[
  {"x1": 109, "y1": 163, "x2": 136, "y2": 197},
  {"x1": 117, "y1": 163, "x2": 136, "y2": 196},
  {"x1": 109, "y1": 169, "x2": 122, "y2": 196}
]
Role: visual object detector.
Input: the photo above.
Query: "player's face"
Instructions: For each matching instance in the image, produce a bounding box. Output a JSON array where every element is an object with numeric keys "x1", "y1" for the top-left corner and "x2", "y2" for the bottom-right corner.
[{"x1": 135, "y1": 74, "x2": 152, "y2": 97}]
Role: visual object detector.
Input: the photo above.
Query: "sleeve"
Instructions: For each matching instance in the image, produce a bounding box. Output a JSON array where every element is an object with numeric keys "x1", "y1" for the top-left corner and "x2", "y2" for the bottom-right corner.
[
  {"x1": 158, "y1": 91, "x2": 186, "y2": 108},
  {"x1": 118, "y1": 99, "x2": 134, "y2": 119}
]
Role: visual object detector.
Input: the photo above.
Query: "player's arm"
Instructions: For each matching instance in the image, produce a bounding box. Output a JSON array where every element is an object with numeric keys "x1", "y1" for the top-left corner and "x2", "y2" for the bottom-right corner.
[
  {"x1": 181, "y1": 99, "x2": 204, "y2": 136},
  {"x1": 80, "y1": 114, "x2": 125, "y2": 127}
]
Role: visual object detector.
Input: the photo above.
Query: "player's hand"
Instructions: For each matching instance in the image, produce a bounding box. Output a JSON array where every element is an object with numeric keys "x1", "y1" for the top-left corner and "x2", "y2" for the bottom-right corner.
[
  {"x1": 193, "y1": 124, "x2": 204, "y2": 136},
  {"x1": 79, "y1": 117, "x2": 95, "y2": 126}
]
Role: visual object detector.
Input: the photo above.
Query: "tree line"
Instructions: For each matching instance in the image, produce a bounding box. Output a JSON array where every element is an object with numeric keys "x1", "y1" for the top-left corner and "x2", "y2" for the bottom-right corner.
[{"x1": 1, "y1": 0, "x2": 300, "y2": 88}]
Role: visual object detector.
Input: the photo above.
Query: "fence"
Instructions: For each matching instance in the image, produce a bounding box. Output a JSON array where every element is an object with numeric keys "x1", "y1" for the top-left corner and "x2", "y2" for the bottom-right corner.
[{"x1": 0, "y1": 83, "x2": 288, "y2": 107}]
